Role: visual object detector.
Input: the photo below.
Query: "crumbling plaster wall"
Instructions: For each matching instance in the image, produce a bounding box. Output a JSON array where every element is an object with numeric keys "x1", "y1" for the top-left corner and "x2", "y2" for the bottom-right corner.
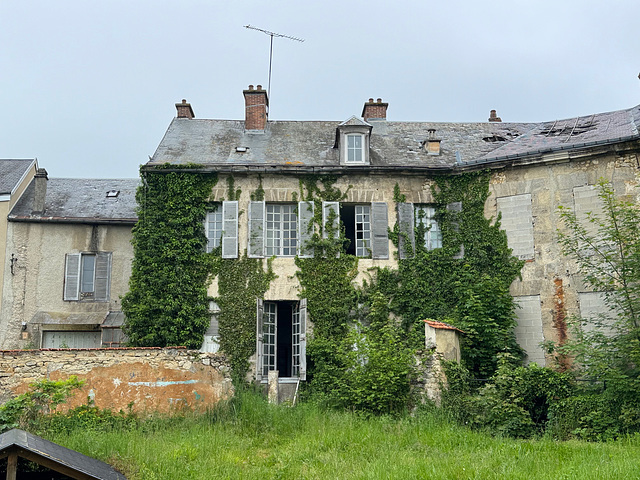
[
  {"x1": 488, "y1": 153, "x2": 639, "y2": 364},
  {"x1": 0, "y1": 221, "x2": 133, "y2": 349},
  {"x1": 0, "y1": 347, "x2": 233, "y2": 413}
]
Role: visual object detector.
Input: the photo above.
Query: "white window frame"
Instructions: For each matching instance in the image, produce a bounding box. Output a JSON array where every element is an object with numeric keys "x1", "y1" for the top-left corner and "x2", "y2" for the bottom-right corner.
[
  {"x1": 345, "y1": 133, "x2": 365, "y2": 163},
  {"x1": 205, "y1": 207, "x2": 223, "y2": 253},
  {"x1": 64, "y1": 252, "x2": 111, "y2": 301},
  {"x1": 265, "y1": 204, "x2": 298, "y2": 257},
  {"x1": 415, "y1": 205, "x2": 442, "y2": 250},
  {"x1": 355, "y1": 205, "x2": 372, "y2": 257}
]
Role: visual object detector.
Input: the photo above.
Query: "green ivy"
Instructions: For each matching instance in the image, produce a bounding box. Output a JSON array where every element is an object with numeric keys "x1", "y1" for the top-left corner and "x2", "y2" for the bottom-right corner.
[
  {"x1": 215, "y1": 254, "x2": 275, "y2": 385},
  {"x1": 122, "y1": 166, "x2": 218, "y2": 348}
]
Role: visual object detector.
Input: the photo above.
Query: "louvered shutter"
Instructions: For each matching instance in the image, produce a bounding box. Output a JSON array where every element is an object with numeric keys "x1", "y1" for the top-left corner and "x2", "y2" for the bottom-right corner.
[
  {"x1": 322, "y1": 201, "x2": 340, "y2": 238},
  {"x1": 248, "y1": 201, "x2": 265, "y2": 258},
  {"x1": 299, "y1": 298, "x2": 307, "y2": 381},
  {"x1": 298, "y1": 201, "x2": 314, "y2": 258},
  {"x1": 446, "y1": 202, "x2": 464, "y2": 259},
  {"x1": 370, "y1": 202, "x2": 389, "y2": 259},
  {"x1": 256, "y1": 299, "x2": 265, "y2": 381},
  {"x1": 221, "y1": 201, "x2": 239, "y2": 259},
  {"x1": 397, "y1": 203, "x2": 415, "y2": 259},
  {"x1": 63, "y1": 254, "x2": 81, "y2": 301},
  {"x1": 94, "y1": 253, "x2": 112, "y2": 301}
]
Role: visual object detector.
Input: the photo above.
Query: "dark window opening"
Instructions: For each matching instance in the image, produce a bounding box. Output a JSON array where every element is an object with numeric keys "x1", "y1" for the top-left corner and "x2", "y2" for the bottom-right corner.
[{"x1": 342, "y1": 204, "x2": 356, "y2": 255}]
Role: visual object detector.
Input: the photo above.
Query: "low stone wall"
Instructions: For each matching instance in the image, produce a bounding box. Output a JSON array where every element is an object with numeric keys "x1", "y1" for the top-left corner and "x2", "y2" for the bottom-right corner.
[{"x1": 0, "y1": 347, "x2": 233, "y2": 413}]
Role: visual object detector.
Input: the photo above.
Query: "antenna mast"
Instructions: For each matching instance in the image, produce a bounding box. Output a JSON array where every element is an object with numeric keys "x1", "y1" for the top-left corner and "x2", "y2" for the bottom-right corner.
[{"x1": 244, "y1": 25, "x2": 304, "y2": 112}]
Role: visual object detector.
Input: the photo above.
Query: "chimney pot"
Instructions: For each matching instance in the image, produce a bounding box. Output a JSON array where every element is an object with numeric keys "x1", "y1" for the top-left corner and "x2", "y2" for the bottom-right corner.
[
  {"x1": 362, "y1": 97, "x2": 389, "y2": 121},
  {"x1": 489, "y1": 109, "x2": 502, "y2": 122},
  {"x1": 175, "y1": 99, "x2": 195, "y2": 119},
  {"x1": 257, "y1": 85, "x2": 263, "y2": 91},
  {"x1": 248, "y1": 84, "x2": 254, "y2": 90}
]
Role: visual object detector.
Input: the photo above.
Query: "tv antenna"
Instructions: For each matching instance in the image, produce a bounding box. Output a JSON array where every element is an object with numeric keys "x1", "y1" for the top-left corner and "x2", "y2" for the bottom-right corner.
[{"x1": 244, "y1": 25, "x2": 304, "y2": 108}]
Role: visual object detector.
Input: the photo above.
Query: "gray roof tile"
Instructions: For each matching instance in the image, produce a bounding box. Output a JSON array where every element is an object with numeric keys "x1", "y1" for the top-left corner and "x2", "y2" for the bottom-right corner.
[
  {"x1": 9, "y1": 178, "x2": 139, "y2": 222},
  {"x1": 148, "y1": 105, "x2": 640, "y2": 172},
  {"x1": 0, "y1": 159, "x2": 35, "y2": 195}
]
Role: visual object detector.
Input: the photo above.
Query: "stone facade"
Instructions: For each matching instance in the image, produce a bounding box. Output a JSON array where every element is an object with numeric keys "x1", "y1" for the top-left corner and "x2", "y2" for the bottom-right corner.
[{"x1": 0, "y1": 347, "x2": 233, "y2": 413}]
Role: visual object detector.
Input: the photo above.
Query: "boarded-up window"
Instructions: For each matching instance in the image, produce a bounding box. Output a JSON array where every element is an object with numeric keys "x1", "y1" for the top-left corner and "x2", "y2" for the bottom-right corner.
[
  {"x1": 497, "y1": 194, "x2": 534, "y2": 260},
  {"x1": 42, "y1": 331, "x2": 102, "y2": 349},
  {"x1": 514, "y1": 295, "x2": 545, "y2": 366}
]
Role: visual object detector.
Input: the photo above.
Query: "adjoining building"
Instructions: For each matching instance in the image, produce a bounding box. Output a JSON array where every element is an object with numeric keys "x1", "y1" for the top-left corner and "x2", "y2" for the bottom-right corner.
[{"x1": 0, "y1": 173, "x2": 138, "y2": 349}]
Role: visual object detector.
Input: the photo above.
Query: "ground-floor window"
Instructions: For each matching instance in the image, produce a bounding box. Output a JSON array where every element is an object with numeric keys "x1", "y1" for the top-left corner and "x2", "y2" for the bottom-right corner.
[
  {"x1": 41, "y1": 330, "x2": 102, "y2": 349},
  {"x1": 257, "y1": 299, "x2": 307, "y2": 380}
]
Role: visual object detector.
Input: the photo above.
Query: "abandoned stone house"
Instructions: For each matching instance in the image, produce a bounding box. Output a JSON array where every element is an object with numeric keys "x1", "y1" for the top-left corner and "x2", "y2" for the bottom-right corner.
[
  {"x1": 144, "y1": 85, "x2": 640, "y2": 385},
  {"x1": 0, "y1": 169, "x2": 138, "y2": 349}
]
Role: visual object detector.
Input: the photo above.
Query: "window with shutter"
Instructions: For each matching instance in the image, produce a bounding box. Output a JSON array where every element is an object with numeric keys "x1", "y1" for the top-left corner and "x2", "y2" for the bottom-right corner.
[
  {"x1": 371, "y1": 202, "x2": 389, "y2": 259},
  {"x1": 205, "y1": 204, "x2": 223, "y2": 253},
  {"x1": 63, "y1": 252, "x2": 111, "y2": 302},
  {"x1": 446, "y1": 201, "x2": 464, "y2": 259},
  {"x1": 340, "y1": 203, "x2": 389, "y2": 258}
]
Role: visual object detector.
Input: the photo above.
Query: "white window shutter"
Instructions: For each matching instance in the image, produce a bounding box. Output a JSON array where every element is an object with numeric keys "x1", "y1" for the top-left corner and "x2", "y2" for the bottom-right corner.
[
  {"x1": 397, "y1": 203, "x2": 415, "y2": 260},
  {"x1": 94, "y1": 252, "x2": 112, "y2": 301},
  {"x1": 298, "y1": 201, "x2": 314, "y2": 258},
  {"x1": 256, "y1": 298, "x2": 265, "y2": 381},
  {"x1": 299, "y1": 298, "x2": 307, "y2": 381},
  {"x1": 63, "y1": 253, "x2": 81, "y2": 301},
  {"x1": 322, "y1": 201, "x2": 340, "y2": 238},
  {"x1": 248, "y1": 201, "x2": 265, "y2": 258},
  {"x1": 221, "y1": 201, "x2": 239, "y2": 259},
  {"x1": 371, "y1": 202, "x2": 389, "y2": 259}
]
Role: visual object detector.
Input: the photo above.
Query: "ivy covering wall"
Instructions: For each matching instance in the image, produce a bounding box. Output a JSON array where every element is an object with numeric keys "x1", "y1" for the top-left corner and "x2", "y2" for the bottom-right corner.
[{"x1": 122, "y1": 167, "x2": 218, "y2": 348}]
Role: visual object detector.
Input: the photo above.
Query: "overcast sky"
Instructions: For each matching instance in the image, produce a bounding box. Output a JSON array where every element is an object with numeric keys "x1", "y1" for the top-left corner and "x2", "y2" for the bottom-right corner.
[{"x1": 1, "y1": 0, "x2": 639, "y2": 179}]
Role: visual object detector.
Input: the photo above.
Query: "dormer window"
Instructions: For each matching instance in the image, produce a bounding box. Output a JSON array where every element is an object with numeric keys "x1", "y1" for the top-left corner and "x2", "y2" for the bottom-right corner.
[
  {"x1": 336, "y1": 116, "x2": 372, "y2": 166},
  {"x1": 346, "y1": 134, "x2": 364, "y2": 163}
]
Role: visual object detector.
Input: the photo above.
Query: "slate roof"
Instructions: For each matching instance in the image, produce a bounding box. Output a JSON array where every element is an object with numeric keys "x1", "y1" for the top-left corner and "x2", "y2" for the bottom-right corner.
[
  {"x1": 0, "y1": 428, "x2": 127, "y2": 479},
  {"x1": 147, "y1": 104, "x2": 640, "y2": 173},
  {"x1": 9, "y1": 178, "x2": 139, "y2": 224},
  {"x1": 0, "y1": 159, "x2": 35, "y2": 195}
]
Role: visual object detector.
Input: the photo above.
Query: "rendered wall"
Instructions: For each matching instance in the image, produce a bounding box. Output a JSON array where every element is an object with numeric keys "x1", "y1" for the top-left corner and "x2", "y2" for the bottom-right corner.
[{"x1": 0, "y1": 347, "x2": 233, "y2": 413}]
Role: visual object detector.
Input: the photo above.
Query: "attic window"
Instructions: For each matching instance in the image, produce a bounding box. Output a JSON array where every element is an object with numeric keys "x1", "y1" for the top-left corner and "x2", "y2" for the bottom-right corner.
[
  {"x1": 346, "y1": 134, "x2": 364, "y2": 163},
  {"x1": 106, "y1": 190, "x2": 119, "y2": 198},
  {"x1": 235, "y1": 147, "x2": 249, "y2": 153}
]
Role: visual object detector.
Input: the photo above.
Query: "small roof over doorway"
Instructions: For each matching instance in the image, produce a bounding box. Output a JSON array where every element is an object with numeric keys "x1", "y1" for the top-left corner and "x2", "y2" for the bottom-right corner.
[{"x1": 0, "y1": 429, "x2": 126, "y2": 479}]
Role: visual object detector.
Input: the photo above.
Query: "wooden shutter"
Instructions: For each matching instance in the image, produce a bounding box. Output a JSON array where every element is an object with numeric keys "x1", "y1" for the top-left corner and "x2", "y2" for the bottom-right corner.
[
  {"x1": 322, "y1": 201, "x2": 340, "y2": 238},
  {"x1": 298, "y1": 201, "x2": 314, "y2": 258},
  {"x1": 63, "y1": 253, "x2": 81, "y2": 301},
  {"x1": 371, "y1": 202, "x2": 389, "y2": 259},
  {"x1": 94, "y1": 252, "x2": 112, "y2": 301},
  {"x1": 248, "y1": 201, "x2": 265, "y2": 258},
  {"x1": 397, "y1": 202, "x2": 415, "y2": 259},
  {"x1": 221, "y1": 200, "x2": 239, "y2": 259},
  {"x1": 299, "y1": 298, "x2": 307, "y2": 381},
  {"x1": 255, "y1": 298, "x2": 265, "y2": 381},
  {"x1": 446, "y1": 202, "x2": 464, "y2": 259}
]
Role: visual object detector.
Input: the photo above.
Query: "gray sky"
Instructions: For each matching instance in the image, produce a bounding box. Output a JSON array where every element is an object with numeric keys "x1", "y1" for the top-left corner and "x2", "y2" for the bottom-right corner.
[{"x1": 1, "y1": 0, "x2": 639, "y2": 179}]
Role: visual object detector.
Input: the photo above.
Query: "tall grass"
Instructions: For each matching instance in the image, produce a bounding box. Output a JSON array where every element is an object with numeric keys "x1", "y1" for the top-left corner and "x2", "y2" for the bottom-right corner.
[{"x1": 42, "y1": 392, "x2": 640, "y2": 479}]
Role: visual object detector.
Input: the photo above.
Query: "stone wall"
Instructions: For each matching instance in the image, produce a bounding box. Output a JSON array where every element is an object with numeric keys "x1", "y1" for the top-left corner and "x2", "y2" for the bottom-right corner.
[{"x1": 0, "y1": 347, "x2": 233, "y2": 413}]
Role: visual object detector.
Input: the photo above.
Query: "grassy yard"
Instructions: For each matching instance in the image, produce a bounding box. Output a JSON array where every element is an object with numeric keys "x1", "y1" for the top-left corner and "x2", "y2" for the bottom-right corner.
[{"x1": 42, "y1": 393, "x2": 640, "y2": 480}]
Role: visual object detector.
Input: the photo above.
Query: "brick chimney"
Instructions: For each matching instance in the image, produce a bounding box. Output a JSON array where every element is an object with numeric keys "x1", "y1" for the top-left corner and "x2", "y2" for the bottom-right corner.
[
  {"x1": 32, "y1": 168, "x2": 48, "y2": 214},
  {"x1": 243, "y1": 85, "x2": 269, "y2": 131},
  {"x1": 488, "y1": 109, "x2": 502, "y2": 122},
  {"x1": 175, "y1": 99, "x2": 195, "y2": 119},
  {"x1": 362, "y1": 98, "x2": 388, "y2": 121}
]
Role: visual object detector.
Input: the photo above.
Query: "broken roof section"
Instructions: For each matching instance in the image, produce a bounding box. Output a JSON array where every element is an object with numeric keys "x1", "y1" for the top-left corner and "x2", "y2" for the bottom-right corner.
[
  {"x1": 147, "y1": 101, "x2": 640, "y2": 173},
  {"x1": 0, "y1": 159, "x2": 35, "y2": 196},
  {"x1": 9, "y1": 178, "x2": 139, "y2": 224},
  {"x1": 0, "y1": 428, "x2": 127, "y2": 479}
]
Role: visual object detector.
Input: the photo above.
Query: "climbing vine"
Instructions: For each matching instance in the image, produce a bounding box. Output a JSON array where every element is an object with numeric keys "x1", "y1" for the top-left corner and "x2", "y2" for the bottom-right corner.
[
  {"x1": 379, "y1": 172, "x2": 524, "y2": 378},
  {"x1": 122, "y1": 165, "x2": 218, "y2": 348}
]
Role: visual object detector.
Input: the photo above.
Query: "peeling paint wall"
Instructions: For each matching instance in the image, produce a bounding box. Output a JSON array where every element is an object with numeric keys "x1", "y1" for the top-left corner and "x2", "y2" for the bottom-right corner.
[{"x1": 0, "y1": 347, "x2": 233, "y2": 413}]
